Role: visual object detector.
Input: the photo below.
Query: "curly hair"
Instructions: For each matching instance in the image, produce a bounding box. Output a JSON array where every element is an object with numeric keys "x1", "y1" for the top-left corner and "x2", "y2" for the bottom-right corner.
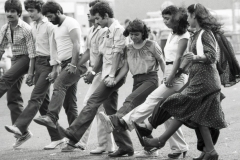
[
  {"x1": 162, "y1": 5, "x2": 189, "y2": 35},
  {"x1": 90, "y1": 1, "x2": 113, "y2": 18},
  {"x1": 5, "y1": 0, "x2": 22, "y2": 17},
  {"x1": 24, "y1": 0, "x2": 44, "y2": 12},
  {"x1": 123, "y1": 19, "x2": 149, "y2": 40},
  {"x1": 41, "y1": 0, "x2": 63, "y2": 16},
  {"x1": 187, "y1": 3, "x2": 223, "y2": 34}
]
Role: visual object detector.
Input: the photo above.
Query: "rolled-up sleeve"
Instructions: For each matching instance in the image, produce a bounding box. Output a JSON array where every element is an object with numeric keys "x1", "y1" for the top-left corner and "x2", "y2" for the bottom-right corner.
[
  {"x1": 112, "y1": 28, "x2": 126, "y2": 54},
  {"x1": 49, "y1": 31, "x2": 61, "y2": 66}
]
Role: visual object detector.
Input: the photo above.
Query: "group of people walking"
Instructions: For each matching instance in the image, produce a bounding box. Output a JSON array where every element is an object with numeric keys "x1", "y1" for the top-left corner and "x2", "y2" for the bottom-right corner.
[{"x1": 1, "y1": 0, "x2": 238, "y2": 159}]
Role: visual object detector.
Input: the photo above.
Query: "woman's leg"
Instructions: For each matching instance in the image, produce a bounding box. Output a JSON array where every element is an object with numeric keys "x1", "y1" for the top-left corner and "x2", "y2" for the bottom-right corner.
[{"x1": 198, "y1": 126, "x2": 215, "y2": 152}]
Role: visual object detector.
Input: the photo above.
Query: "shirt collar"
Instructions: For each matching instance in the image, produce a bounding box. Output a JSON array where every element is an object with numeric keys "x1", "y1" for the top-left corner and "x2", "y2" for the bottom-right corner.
[
  {"x1": 33, "y1": 17, "x2": 48, "y2": 26},
  {"x1": 16, "y1": 19, "x2": 24, "y2": 28},
  {"x1": 108, "y1": 19, "x2": 119, "y2": 33}
]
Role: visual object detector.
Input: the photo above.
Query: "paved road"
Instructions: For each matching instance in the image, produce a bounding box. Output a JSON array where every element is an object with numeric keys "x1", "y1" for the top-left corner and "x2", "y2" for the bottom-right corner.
[{"x1": 0, "y1": 57, "x2": 240, "y2": 160}]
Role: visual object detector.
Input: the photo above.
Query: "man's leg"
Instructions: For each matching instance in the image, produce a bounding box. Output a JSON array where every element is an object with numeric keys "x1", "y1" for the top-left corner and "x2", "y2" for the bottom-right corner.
[
  {"x1": 63, "y1": 82, "x2": 78, "y2": 125},
  {"x1": 59, "y1": 78, "x2": 125, "y2": 143},
  {"x1": 3, "y1": 55, "x2": 30, "y2": 124}
]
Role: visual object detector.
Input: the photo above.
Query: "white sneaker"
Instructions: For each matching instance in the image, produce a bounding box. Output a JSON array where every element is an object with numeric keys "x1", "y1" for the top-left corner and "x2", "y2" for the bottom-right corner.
[
  {"x1": 44, "y1": 138, "x2": 66, "y2": 150},
  {"x1": 5, "y1": 125, "x2": 22, "y2": 135},
  {"x1": 135, "y1": 149, "x2": 159, "y2": 158},
  {"x1": 90, "y1": 146, "x2": 112, "y2": 154},
  {"x1": 13, "y1": 131, "x2": 33, "y2": 148}
]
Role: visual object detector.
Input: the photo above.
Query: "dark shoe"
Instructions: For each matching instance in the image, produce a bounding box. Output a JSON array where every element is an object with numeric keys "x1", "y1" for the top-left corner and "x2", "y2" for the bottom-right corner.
[
  {"x1": 57, "y1": 124, "x2": 78, "y2": 143},
  {"x1": 202, "y1": 150, "x2": 219, "y2": 160},
  {"x1": 168, "y1": 151, "x2": 187, "y2": 159},
  {"x1": 143, "y1": 137, "x2": 165, "y2": 149},
  {"x1": 193, "y1": 152, "x2": 205, "y2": 160},
  {"x1": 132, "y1": 121, "x2": 152, "y2": 146},
  {"x1": 33, "y1": 116, "x2": 56, "y2": 129},
  {"x1": 108, "y1": 148, "x2": 134, "y2": 157}
]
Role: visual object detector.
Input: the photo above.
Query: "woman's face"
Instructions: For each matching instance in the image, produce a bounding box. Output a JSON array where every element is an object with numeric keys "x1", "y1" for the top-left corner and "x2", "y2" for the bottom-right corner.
[
  {"x1": 163, "y1": 14, "x2": 174, "y2": 29},
  {"x1": 130, "y1": 32, "x2": 143, "y2": 44},
  {"x1": 187, "y1": 12, "x2": 196, "y2": 28}
]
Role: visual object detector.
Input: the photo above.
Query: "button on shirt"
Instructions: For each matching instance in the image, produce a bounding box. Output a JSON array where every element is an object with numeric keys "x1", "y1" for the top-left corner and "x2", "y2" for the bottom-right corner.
[
  {"x1": 31, "y1": 18, "x2": 55, "y2": 57},
  {"x1": 99, "y1": 19, "x2": 126, "y2": 78},
  {"x1": 49, "y1": 16, "x2": 82, "y2": 65},
  {"x1": 0, "y1": 19, "x2": 36, "y2": 58},
  {"x1": 85, "y1": 25, "x2": 107, "y2": 67}
]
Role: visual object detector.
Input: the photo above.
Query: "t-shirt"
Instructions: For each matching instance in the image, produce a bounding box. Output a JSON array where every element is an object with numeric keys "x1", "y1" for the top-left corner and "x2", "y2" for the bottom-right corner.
[
  {"x1": 54, "y1": 16, "x2": 81, "y2": 62},
  {"x1": 164, "y1": 31, "x2": 190, "y2": 62}
]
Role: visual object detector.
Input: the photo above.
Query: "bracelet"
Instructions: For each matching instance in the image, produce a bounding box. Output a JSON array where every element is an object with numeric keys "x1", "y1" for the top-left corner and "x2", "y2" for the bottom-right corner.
[{"x1": 68, "y1": 63, "x2": 77, "y2": 68}]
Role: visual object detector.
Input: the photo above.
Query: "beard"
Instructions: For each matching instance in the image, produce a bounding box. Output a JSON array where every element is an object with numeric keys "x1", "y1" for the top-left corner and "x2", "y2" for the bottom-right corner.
[{"x1": 51, "y1": 14, "x2": 60, "y2": 25}]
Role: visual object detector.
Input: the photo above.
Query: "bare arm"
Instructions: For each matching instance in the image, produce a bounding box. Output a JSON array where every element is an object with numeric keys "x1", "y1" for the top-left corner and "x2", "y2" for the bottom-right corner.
[{"x1": 114, "y1": 59, "x2": 129, "y2": 83}]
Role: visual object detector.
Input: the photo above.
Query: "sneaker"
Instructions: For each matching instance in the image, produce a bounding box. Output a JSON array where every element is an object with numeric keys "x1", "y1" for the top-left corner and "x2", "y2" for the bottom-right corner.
[
  {"x1": 13, "y1": 131, "x2": 33, "y2": 148},
  {"x1": 44, "y1": 138, "x2": 66, "y2": 150},
  {"x1": 135, "y1": 149, "x2": 159, "y2": 158},
  {"x1": 98, "y1": 112, "x2": 114, "y2": 134}
]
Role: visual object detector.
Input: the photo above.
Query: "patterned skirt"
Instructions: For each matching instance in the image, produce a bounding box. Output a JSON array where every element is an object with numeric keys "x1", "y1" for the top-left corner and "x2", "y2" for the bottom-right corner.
[{"x1": 161, "y1": 63, "x2": 227, "y2": 129}]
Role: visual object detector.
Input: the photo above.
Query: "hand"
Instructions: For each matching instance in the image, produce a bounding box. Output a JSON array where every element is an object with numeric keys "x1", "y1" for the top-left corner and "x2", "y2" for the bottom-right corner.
[
  {"x1": 84, "y1": 72, "x2": 94, "y2": 84},
  {"x1": 65, "y1": 64, "x2": 77, "y2": 74},
  {"x1": 46, "y1": 71, "x2": 58, "y2": 83},
  {"x1": 26, "y1": 74, "x2": 34, "y2": 86},
  {"x1": 184, "y1": 52, "x2": 195, "y2": 62},
  {"x1": 164, "y1": 75, "x2": 174, "y2": 88},
  {"x1": 104, "y1": 76, "x2": 116, "y2": 87}
]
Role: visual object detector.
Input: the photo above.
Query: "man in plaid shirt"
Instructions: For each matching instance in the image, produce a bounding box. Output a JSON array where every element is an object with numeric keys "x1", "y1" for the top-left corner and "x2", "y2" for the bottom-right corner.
[{"x1": 0, "y1": 0, "x2": 35, "y2": 146}]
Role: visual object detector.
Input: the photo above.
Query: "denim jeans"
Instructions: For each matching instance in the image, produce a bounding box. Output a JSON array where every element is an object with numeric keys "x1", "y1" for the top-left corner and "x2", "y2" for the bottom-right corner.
[
  {"x1": 47, "y1": 58, "x2": 87, "y2": 124},
  {"x1": 64, "y1": 76, "x2": 133, "y2": 150},
  {"x1": 0, "y1": 55, "x2": 29, "y2": 124},
  {"x1": 14, "y1": 56, "x2": 62, "y2": 140}
]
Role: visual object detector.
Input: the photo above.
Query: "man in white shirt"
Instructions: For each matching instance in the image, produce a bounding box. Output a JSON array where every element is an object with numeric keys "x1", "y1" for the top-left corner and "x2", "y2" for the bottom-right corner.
[{"x1": 33, "y1": 1, "x2": 87, "y2": 148}]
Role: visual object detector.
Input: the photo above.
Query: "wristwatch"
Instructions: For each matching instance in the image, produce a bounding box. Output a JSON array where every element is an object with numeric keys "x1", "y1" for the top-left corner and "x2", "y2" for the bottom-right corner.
[
  {"x1": 108, "y1": 74, "x2": 115, "y2": 78},
  {"x1": 91, "y1": 71, "x2": 96, "y2": 76}
]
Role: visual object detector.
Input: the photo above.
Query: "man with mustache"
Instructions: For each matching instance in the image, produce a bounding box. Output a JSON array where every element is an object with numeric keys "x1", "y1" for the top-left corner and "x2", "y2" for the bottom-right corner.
[{"x1": 0, "y1": 0, "x2": 35, "y2": 148}]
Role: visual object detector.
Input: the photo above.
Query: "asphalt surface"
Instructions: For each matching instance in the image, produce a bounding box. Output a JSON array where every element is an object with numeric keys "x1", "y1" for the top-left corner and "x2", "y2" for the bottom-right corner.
[{"x1": 0, "y1": 57, "x2": 240, "y2": 160}]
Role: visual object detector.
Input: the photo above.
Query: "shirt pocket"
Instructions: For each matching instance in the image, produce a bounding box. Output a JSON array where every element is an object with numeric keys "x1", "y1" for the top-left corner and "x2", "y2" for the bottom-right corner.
[
  {"x1": 105, "y1": 34, "x2": 114, "y2": 48},
  {"x1": 14, "y1": 33, "x2": 25, "y2": 45},
  {"x1": 91, "y1": 42, "x2": 99, "y2": 54}
]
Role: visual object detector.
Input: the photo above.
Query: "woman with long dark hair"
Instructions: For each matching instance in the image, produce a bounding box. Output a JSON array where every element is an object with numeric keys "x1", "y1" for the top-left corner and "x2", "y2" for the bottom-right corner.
[{"x1": 137, "y1": 3, "x2": 227, "y2": 160}]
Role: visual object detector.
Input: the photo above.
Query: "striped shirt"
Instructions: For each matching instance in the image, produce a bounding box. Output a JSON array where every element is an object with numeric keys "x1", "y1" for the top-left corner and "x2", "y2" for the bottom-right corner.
[{"x1": 0, "y1": 19, "x2": 36, "y2": 58}]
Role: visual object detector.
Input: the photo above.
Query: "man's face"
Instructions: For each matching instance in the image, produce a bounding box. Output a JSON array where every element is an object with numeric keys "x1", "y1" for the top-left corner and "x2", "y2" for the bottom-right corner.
[
  {"x1": 27, "y1": 8, "x2": 41, "y2": 22},
  {"x1": 45, "y1": 12, "x2": 60, "y2": 25},
  {"x1": 94, "y1": 13, "x2": 108, "y2": 28},
  {"x1": 6, "y1": 9, "x2": 19, "y2": 22}
]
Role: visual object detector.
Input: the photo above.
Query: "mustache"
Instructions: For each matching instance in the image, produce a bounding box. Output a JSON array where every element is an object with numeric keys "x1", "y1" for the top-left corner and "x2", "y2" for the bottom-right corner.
[{"x1": 7, "y1": 16, "x2": 13, "y2": 18}]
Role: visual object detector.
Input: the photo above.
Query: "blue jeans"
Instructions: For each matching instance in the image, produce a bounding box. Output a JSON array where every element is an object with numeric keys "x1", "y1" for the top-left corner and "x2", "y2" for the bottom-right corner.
[
  {"x1": 47, "y1": 58, "x2": 87, "y2": 125},
  {"x1": 0, "y1": 55, "x2": 29, "y2": 124},
  {"x1": 14, "y1": 56, "x2": 62, "y2": 141}
]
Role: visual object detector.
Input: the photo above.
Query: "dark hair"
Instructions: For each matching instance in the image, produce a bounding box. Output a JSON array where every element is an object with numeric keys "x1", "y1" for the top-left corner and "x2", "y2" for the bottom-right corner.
[
  {"x1": 90, "y1": 1, "x2": 113, "y2": 18},
  {"x1": 123, "y1": 19, "x2": 149, "y2": 40},
  {"x1": 162, "y1": 5, "x2": 189, "y2": 35},
  {"x1": 89, "y1": 0, "x2": 101, "y2": 7},
  {"x1": 41, "y1": 0, "x2": 63, "y2": 16},
  {"x1": 5, "y1": 0, "x2": 22, "y2": 17},
  {"x1": 187, "y1": 3, "x2": 223, "y2": 34},
  {"x1": 24, "y1": 0, "x2": 44, "y2": 12}
]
